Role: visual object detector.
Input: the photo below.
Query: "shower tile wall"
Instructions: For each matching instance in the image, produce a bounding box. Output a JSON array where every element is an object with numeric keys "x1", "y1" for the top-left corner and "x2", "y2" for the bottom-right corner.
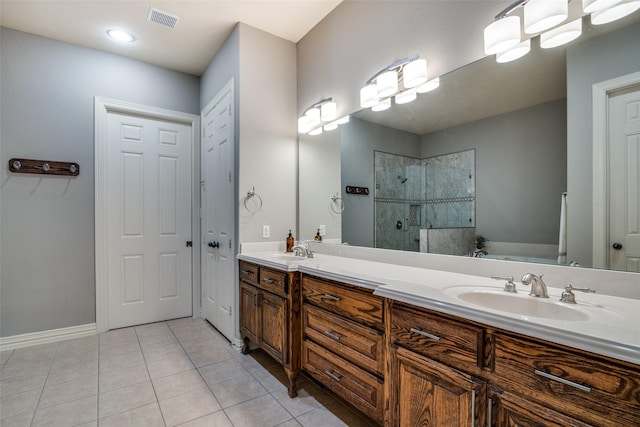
[{"x1": 374, "y1": 150, "x2": 475, "y2": 253}]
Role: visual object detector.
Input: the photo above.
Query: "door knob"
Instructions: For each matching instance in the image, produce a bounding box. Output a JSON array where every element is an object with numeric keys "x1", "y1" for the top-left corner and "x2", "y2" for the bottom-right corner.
[
  {"x1": 612, "y1": 242, "x2": 623, "y2": 250},
  {"x1": 208, "y1": 242, "x2": 220, "y2": 248}
]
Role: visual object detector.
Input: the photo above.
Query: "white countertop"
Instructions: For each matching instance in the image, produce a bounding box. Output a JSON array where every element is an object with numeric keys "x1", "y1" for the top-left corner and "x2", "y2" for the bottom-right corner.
[{"x1": 237, "y1": 251, "x2": 640, "y2": 366}]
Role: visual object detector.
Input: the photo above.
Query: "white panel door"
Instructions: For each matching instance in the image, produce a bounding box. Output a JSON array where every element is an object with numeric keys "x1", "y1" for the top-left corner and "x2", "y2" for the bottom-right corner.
[
  {"x1": 201, "y1": 82, "x2": 235, "y2": 341},
  {"x1": 609, "y1": 85, "x2": 640, "y2": 272},
  {"x1": 106, "y1": 112, "x2": 192, "y2": 329}
]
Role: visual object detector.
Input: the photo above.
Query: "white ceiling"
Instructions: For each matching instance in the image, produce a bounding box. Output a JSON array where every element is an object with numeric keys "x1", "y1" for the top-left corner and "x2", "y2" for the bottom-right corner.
[{"x1": 0, "y1": 0, "x2": 343, "y2": 76}]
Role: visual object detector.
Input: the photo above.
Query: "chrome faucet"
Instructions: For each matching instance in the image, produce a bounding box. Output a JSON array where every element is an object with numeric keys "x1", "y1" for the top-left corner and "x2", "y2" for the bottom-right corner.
[
  {"x1": 472, "y1": 249, "x2": 488, "y2": 257},
  {"x1": 521, "y1": 273, "x2": 549, "y2": 298},
  {"x1": 292, "y1": 241, "x2": 314, "y2": 258}
]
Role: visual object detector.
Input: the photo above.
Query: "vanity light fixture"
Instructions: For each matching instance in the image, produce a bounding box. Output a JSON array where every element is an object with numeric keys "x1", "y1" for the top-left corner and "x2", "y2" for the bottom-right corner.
[
  {"x1": 359, "y1": 54, "x2": 435, "y2": 111},
  {"x1": 298, "y1": 97, "x2": 349, "y2": 136},
  {"x1": 484, "y1": 0, "x2": 639, "y2": 63},
  {"x1": 107, "y1": 29, "x2": 135, "y2": 43}
]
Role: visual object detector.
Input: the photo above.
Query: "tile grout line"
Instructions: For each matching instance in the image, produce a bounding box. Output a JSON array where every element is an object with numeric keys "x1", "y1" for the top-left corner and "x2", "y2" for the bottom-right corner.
[{"x1": 137, "y1": 321, "x2": 169, "y2": 427}]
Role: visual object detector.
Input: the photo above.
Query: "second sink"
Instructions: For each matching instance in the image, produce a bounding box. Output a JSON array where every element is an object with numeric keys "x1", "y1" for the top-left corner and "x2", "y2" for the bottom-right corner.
[{"x1": 445, "y1": 287, "x2": 590, "y2": 321}]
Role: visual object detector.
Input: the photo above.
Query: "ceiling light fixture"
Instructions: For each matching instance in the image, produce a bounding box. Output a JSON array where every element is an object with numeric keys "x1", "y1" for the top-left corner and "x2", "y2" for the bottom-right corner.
[
  {"x1": 583, "y1": 0, "x2": 623, "y2": 13},
  {"x1": 359, "y1": 54, "x2": 436, "y2": 111},
  {"x1": 107, "y1": 29, "x2": 135, "y2": 43},
  {"x1": 299, "y1": 98, "x2": 348, "y2": 136}
]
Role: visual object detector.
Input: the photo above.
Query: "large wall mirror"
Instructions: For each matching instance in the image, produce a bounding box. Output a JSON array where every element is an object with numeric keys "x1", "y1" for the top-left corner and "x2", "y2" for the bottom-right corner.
[{"x1": 299, "y1": 15, "x2": 640, "y2": 271}]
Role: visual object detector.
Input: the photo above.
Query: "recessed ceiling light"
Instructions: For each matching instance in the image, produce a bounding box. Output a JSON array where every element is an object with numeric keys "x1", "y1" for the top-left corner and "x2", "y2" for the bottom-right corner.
[{"x1": 107, "y1": 29, "x2": 135, "y2": 43}]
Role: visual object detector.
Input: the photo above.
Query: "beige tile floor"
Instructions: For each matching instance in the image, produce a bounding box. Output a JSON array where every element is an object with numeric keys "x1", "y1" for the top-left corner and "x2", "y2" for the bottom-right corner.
[{"x1": 0, "y1": 318, "x2": 375, "y2": 426}]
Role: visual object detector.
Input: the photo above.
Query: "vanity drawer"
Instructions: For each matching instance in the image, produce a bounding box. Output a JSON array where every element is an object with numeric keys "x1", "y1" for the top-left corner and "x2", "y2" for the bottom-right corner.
[
  {"x1": 303, "y1": 305, "x2": 384, "y2": 375},
  {"x1": 258, "y1": 267, "x2": 288, "y2": 297},
  {"x1": 302, "y1": 276, "x2": 383, "y2": 330},
  {"x1": 302, "y1": 339, "x2": 384, "y2": 424},
  {"x1": 390, "y1": 302, "x2": 483, "y2": 372},
  {"x1": 494, "y1": 333, "x2": 640, "y2": 426},
  {"x1": 238, "y1": 261, "x2": 259, "y2": 286}
]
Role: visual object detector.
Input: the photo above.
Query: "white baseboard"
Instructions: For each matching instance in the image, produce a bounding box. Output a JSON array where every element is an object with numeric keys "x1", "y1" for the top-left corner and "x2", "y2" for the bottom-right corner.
[{"x1": 0, "y1": 323, "x2": 97, "y2": 351}]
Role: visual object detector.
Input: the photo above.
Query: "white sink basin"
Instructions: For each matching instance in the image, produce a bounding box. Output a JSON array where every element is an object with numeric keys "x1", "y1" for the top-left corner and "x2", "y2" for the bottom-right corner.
[
  {"x1": 445, "y1": 286, "x2": 590, "y2": 321},
  {"x1": 270, "y1": 253, "x2": 305, "y2": 261}
]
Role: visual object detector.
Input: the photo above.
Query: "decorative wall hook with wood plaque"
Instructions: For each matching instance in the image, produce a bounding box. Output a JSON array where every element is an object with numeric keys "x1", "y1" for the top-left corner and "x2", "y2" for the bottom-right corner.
[
  {"x1": 345, "y1": 186, "x2": 369, "y2": 195},
  {"x1": 9, "y1": 158, "x2": 80, "y2": 176}
]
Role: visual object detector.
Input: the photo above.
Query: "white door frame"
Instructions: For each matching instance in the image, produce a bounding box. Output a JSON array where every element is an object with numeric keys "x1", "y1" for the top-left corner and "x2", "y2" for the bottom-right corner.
[
  {"x1": 592, "y1": 71, "x2": 640, "y2": 269},
  {"x1": 94, "y1": 97, "x2": 201, "y2": 333}
]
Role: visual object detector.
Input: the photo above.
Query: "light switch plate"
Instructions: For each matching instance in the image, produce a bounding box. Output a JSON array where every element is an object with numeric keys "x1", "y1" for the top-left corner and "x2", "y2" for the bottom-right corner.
[
  {"x1": 319, "y1": 224, "x2": 326, "y2": 236},
  {"x1": 262, "y1": 225, "x2": 270, "y2": 238}
]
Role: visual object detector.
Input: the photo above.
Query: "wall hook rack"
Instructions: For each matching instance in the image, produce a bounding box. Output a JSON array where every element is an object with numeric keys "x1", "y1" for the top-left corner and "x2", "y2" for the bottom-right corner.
[{"x1": 9, "y1": 158, "x2": 80, "y2": 176}]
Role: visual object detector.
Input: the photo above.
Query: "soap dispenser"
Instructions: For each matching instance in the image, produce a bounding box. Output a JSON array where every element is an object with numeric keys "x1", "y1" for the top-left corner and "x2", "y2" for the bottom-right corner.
[
  {"x1": 314, "y1": 229, "x2": 322, "y2": 242},
  {"x1": 286, "y1": 230, "x2": 294, "y2": 252}
]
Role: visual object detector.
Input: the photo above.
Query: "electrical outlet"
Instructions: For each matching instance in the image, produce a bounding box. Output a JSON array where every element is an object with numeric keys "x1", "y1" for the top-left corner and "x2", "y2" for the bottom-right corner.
[
  {"x1": 262, "y1": 225, "x2": 270, "y2": 238},
  {"x1": 319, "y1": 224, "x2": 326, "y2": 236}
]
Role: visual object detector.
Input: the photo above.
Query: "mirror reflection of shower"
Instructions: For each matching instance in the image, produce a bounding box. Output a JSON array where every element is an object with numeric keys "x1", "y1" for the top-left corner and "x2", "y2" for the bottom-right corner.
[{"x1": 374, "y1": 150, "x2": 475, "y2": 254}]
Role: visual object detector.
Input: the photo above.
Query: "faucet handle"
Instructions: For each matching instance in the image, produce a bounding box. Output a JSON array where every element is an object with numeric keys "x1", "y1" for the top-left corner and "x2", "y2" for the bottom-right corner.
[
  {"x1": 560, "y1": 284, "x2": 596, "y2": 304},
  {"x1": 491, "y1": 276, "x2": 517, "y2": 293}
]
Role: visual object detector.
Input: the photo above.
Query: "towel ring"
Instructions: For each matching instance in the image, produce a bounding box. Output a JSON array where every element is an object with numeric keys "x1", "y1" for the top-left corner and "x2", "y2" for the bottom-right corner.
[
  {"x1": 244, "y1": 187, "x2": 263, "y2": 213},
  {"x1": 330, "y1": 194, "x2": 345, "y2": 214}
]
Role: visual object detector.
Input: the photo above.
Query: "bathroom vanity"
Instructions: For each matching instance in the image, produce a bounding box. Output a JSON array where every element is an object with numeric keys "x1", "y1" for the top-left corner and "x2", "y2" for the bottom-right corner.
[{"x1": 237, "y1": 251, "x2": 640, "y2": 426}]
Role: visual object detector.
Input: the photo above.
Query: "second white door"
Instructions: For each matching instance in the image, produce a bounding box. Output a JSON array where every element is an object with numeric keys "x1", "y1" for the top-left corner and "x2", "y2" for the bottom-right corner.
[{"x1": 201, "y1": 81, "x2": 236, "y2": 341}]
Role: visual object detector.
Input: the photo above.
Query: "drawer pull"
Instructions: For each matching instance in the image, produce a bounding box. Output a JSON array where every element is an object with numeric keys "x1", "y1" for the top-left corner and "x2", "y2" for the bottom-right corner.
[
  {"x1": 324, "y1": 330, "x2": 341, "y2": 341},
  {"x1": 323, "y1": 293, "x2": 341, "y2": 302},
  {"x1": 241, "y1": 270, "x2": 252, "y2": 276},
  {"x1": 263, "y1": 278, "x2": 277, "y2": 285},
  {"x1": 325, "y1": 370, "x2": 342, "y2": 382},
  {"x1": 534, "y1": 369, "x2": 591, "y2": 392},
  {"x1": 410, "y1": 327, "x2": 441, "y2": 341}
]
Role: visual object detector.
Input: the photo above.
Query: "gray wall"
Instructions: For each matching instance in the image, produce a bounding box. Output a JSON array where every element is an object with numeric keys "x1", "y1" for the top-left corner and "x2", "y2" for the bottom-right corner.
[
  {"x1": 0, "y1": 28, "x2": 200, "y2": 337},
  {"x1": 566, "y1": 21, "x2": 640, "y2": 267},
  {"x1": 341, "y1": 118, "x2": 421, "y2": 247},
  {"x1": 422, "y1": 99, "x2": 567, "y2": 246}
]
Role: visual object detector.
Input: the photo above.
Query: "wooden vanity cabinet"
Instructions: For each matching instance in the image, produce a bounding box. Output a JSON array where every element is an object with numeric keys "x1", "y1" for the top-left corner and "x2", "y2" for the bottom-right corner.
[
  {"x1": 387, "y1": 300, "x2": 487, "y2": 426},
  {"x1": 301, "y1": 274, "x2": 385, "y2": 425},
  {"x1": 238, "y1": 260, "x2": 301, "y2": 397},
  {"x1": 386, "y1": 299, "x2": 640, "y2": 427}
]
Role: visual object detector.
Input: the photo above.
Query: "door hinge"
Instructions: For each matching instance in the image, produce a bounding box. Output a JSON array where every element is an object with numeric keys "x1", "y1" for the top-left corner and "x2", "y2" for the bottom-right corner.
[
  {"x1": 186, "y1": 241, "x2": 193, "y2": 247},
  {"x1": 228, "y1": 171, "x2": 232, "y2": 182},
  {"x1": 229, "y1": 239, "x2": 232, "y2": 249},
  {"x1": 229, "y1": 306, "x2": 232, "y2": 316}
]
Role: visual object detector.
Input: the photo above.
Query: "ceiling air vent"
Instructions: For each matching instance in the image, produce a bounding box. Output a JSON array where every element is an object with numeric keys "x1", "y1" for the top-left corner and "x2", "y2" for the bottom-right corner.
[{"x1": 147, "y1": 7, "x2": 179, "y2": 29}]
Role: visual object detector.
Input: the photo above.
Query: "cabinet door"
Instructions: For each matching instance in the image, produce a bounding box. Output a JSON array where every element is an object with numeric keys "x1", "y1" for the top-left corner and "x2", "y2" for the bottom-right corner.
[
  {"x1": 392, "y1": 346, "x2": 486, "y2": 427},
  {"x1": 240, "y1": 282, "x2": 260, "y2": 345},
  {"x1": 260, "y1": 291, "x2": 287, "y2": 364},
  {"x1": 491, "y1": 390, "x2": 592, "y2": 427}
]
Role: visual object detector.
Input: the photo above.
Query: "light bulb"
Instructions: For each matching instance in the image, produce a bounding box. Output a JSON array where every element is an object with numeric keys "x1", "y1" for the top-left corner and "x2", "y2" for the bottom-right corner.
[
  {"x1": 583, "y1": 0, "x2": 623, "y2": 13},
  {"x1": 591, "y1": 0, "x2": 640, "y2": 24},
  {"x1": 107, "y1": 29, "x2": 135, "y2": 42},
  {"x1": 484, "y1": 16, "x2": 521, "y2": 55},
  {"x1": 524, "y1": 0, "x2": 568, "y2": 34},
  {"x1": 360, "y1": 84, "x2": 378, "y2": 108},
  {"x1": 540, "y1": 18, "x2": 582, "y2": 48},
  {"x1": 403, "y1": 59, "x2": 428, "y2": 89},
  {"x1": 416, "y1": 77, "x2": 440, "y2": 93},
  {"x1": 395, "y1": 89, "x2": 417, "y2": 105},
  {"x1": 320, "y1": 101, "x2": 337, "y2": 122},
  {"x1": 496, "y1": 39, "x2": 531, "y2": 63},
  {"x1": 371, "y1": 98, "x2": 391, "y2": 112},
  {"x1": 376, "y1": 70, "x2": 398, "y2": 98}
]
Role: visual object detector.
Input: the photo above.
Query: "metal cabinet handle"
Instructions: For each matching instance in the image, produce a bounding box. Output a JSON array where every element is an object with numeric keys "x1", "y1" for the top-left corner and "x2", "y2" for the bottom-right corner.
[
  {"x1": 325, "y1": 370, "x2": 342, "y2": 382},
  {"x1": 534, "y1": 369, "x2": 591, "y2": 392},
  {"x1": 263, "y1": 278, "x2": 277, "y2": 285},
  {"x1": 323, "y1": 293, "x2": 341, "y2": 302},
  {"x1": 241, "y1": 270, "x2": 252, "y2": 275},
  {"x1": 410, "y1": 327, "x2": 441, "y2": 341},
  {"x1": 324, "y1": 330, "x2": 341, "y2": 341}
]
